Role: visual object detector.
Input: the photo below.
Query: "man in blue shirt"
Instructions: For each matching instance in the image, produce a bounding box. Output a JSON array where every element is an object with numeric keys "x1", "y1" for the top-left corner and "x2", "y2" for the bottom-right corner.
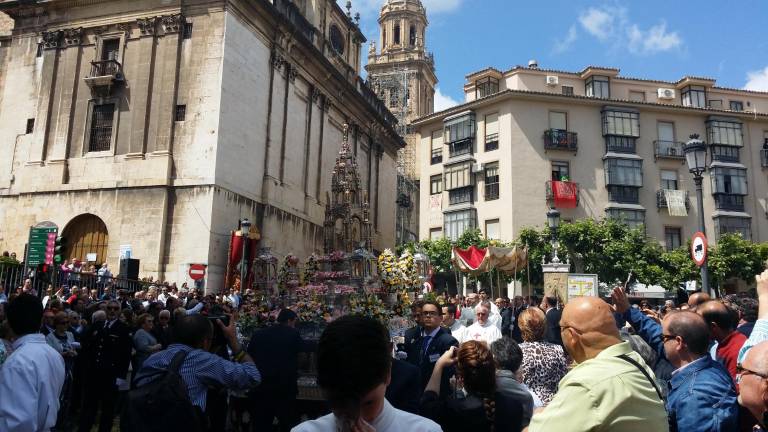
[
  {"x1": 136, "y1": 314, "x2": 261, "y2": 412},
  {"x1": 613, "y1": 287, "x2": 739, "y2": 431}
]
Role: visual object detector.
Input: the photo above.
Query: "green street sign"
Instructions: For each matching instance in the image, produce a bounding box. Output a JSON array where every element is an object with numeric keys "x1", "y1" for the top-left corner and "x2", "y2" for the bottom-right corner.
[{"x1": 27, "y1": 226, "x2": 58, "y2": 266}]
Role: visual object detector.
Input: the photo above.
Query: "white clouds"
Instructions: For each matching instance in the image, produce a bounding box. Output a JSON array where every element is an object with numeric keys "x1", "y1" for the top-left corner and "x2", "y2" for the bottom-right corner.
[
  {"x1": 627, "y1": 22, "x2": 681, "y2": 54},
  {"x1": 555, "y1": 4, "x2": 683, "y2": 55},
  {"x1": 434, "y1": 87, "x2": 460, "y2": 111},
  {"x1": 745, "y1": 66, "x2": 768, "y2": 91},
  {"x1": 553, "y1": 25, "x2": 578, "y2": 54},
  {"x1": 578, "y1": 8, "x2": 615, "y2": 41}
]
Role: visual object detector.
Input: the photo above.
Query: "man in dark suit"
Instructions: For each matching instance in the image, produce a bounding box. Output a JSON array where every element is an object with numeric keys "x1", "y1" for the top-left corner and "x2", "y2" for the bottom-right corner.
[
  {"x1": 404, "y1": 300, "x2": 458, "y2": 396},
  {"x1": 247, "y1": 309, "x2": 314, "y2": 432},
  {"x1": 403, "y1": 300, "x2": 424, "y2": 353},
  {"x1": 386, "y1": 358, "x2": 421, "y2": 413},
  {"x1": 542, "y1": 295, "x2": 563, "y2": 346},
  {"x1": 78, "y1": 300, "x2": 132, "y2": 432},
  {"x1": 499, "y1": 298, "x2": 513, "y2": 337}
]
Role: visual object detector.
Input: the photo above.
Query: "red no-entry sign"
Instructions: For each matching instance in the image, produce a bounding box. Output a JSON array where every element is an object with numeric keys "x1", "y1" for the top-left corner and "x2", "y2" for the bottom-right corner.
[{"x1": 189, "y1": 264, "x2": 206, "y2": 280}]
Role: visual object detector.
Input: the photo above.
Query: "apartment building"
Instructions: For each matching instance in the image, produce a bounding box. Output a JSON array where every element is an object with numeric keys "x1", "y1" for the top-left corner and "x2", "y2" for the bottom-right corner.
[{"x1": 414, "y1": 63, "x2": 768, "y2": 249}]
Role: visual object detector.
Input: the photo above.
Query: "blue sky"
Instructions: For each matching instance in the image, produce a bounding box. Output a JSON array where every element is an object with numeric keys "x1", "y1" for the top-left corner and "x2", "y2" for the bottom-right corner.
[{"x1": 345, "y1": 0, "x2": 768, "y2": 110}]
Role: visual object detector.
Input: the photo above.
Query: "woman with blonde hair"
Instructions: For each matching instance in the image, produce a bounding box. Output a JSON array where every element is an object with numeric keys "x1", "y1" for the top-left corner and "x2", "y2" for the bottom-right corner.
[{"x1": 517, "y1": 307, "x2": 569, "y2": 405}]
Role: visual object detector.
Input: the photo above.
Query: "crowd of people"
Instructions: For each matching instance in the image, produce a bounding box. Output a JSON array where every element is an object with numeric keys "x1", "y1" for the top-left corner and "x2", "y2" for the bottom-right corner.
[{"x1": 0, "y1": 271, "x2": 768, "y2": 431}]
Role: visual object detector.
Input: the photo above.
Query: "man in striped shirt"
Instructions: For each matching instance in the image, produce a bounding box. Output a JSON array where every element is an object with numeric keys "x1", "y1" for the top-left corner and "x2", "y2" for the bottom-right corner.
[{"x1": 135, "y1": 314, "x2": 261, "y2": 411}]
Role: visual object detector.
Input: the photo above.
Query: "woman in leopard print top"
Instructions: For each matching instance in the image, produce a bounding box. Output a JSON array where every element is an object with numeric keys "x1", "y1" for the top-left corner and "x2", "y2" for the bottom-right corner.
[{"x1": 517, "y1": 307, "x2": 569, "y2": 405}]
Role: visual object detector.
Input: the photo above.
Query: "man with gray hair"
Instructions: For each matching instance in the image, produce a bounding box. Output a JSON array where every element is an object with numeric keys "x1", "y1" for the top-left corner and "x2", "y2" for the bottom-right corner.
[{"x1": 460, "y1": 301, "x2": 502, "y2": 345}]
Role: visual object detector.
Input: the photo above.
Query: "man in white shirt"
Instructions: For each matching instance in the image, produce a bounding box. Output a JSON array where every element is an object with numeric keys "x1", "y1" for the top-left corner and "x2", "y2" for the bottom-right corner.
[
  {"x1": 461, "y1": 301, "x2": 502, "y2": 346},
  {"x1": 442, "y1": 304, "x2": 466, "y2": 340},
  {"x1": 477, "y1": 288, "x2": 502, "y2": 330},
  {"x1": 293, "y1": 315, "x2": 440, "y2": 432},
  {"x1": 0, "y1": 294, "x2": 65, "y2": 431},
  {"x1": 459, "y1": 293, "x2": 478, "y2": 326}
]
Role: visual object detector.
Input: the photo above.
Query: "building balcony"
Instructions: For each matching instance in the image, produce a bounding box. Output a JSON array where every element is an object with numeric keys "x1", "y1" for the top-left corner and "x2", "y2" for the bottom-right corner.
[
  {"x1": 656, "y1": 190, "x2": 690, "y2": 210},
  {"x1": 761, "y1": 149, "x2": 768, "y2": 168},
  {"x1": 84, "y1": 60, "x2": 123, "y2": 90},
  {"x1": 607, "y1": 185, "x2": 640, "y2": 204},
  {"x1": 654, "y1": 140, "x2": 686, "y2": 160},
  {"x1": 710, "y1": 145, "x2": 740, "y2": 163},
  {"x1": 544, "y1": 129, "x2": 577, "y2": 152},
  {"x1": 448, "y1": 187, "x2": 474, "y2": 206},
  {"x1": 448, "y1": 138, "x2": 473, "y2": 158},
  {"x1": 546, "y1": 180, "x2": 580, "y2": 207},
  {"x1": 714, "y1": 193, "x2": 745, "y2": 211}
]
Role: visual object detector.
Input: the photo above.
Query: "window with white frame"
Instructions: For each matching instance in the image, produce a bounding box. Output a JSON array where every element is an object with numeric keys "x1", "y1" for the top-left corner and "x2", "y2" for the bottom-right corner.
[
  {"x1": 602, "y1": 109, "x2": 640, "y2": 137},
  {"x1": 444, "y1": 162, "x2": 472, "y2": 190},
  {"x1": 606, "y1": 208, "x2": 645, "y2": 229},
  {"x1": 711, "y1": 167, "x2": 747, "y2": 195},
  {"x1": 444, "y1": 209, "x2": 477, "y2": 240},
  {"x1": 586, "y1": 75, "x2": 610, "y2": 98},
  {"x1": 549, "y1": 111, "x2": 567, "y2": 131},
  {"x1": 429, "y1": 228, "x2": 443, "y2": 240},
  {"x1": 604, "y1": 158, "x2": 643, "y2": 187},
  {"x1": 430, "y1": 130, "x2": 443, "y2": 164},
  {"x1": 485, "y1": 113, "x2": 499, "y2": 151},
  {"x1": 661, "y1": 170, "x2": 678, "y2": 190},
  {"x1": 665, "y1": 227, "x2": 682, "y2": 250},
  {"x1": 485, "y1": 219, "x2": 500, "y2": 240},
  {"x1": 430, "y1": 175, "x2": 442, "y2": 195},
  {"x1": 715, "y1": 216, "x2": 751, "y2": 240}
]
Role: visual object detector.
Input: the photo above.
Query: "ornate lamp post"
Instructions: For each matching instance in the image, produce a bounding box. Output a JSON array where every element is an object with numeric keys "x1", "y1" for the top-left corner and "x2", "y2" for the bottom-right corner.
[
  {"x1": 546, "y1": 207, "x2": 561, "y2": 263},
  {"x1": 414, "y1": 249, "x2": 432, "y2": 285},
  {"x1": 254, "y1": 247, "x2": 277, "y2": 296},
  {"x1": 239, "y1": 219, "x2": 251, "y2": 290},
  {"x1": 683, "y1": 134, "x2": 710, "y2": 296}
]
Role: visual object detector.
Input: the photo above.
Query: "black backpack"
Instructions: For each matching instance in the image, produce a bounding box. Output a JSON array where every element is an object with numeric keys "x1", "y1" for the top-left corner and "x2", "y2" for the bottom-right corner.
[{"x1": 121, "y1": 350, "x2": 204, "y2": 432}]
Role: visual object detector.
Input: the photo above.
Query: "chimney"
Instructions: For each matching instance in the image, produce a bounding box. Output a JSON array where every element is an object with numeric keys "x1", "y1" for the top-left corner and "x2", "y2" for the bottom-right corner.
[{"x1": 528, "y1": 59, "x2": 539, "y2": 69}]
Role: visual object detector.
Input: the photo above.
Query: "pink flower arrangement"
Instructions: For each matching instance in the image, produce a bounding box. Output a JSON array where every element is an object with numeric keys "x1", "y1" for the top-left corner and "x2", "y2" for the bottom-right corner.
[
  {"x1": 320, "y1": 251, "x2": 347, "y2": 262},
  {"x1": 315, "y1": 271, "x2": 349, "y2": 279},
  {"x1": 296, "y1": 284, "x2": 329, "y2": 296},
  {"x1": 332, "y1": 284, "x2": 357, "y2": 295}
]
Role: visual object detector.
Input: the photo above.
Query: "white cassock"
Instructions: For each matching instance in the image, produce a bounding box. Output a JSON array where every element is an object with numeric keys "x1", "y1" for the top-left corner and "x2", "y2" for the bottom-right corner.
[
  {"x1": 461, "y1": 321, "x2": 502, "y2": 346},
  {"x1": 475, "y1": 302, "x2": 502, "y2": 330}
]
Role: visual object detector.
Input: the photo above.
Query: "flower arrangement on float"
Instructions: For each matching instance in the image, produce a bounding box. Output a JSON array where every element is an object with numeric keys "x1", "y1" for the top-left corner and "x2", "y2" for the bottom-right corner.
[
  {"x1": 277, "y1": 254, "x2": 301, "y2": 291},
  {"x1": 378, "y1": 249, "x2": 403, "y2": 292},
  {"x1": 348, "y1": 294, "x2": 392, "y2": 325}
]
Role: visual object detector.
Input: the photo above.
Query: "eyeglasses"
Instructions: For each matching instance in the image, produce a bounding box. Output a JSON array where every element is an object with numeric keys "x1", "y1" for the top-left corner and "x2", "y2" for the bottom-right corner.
[
  {"x1": 736, "y1": 365, "x2": 768, "y2": 384},
  {"x1": 661, "y1": 334, "x2": 679, "y2": 342},
  {"x1": 422, "y1": 311, "x2": 440, "y2": 317},
  {"x1": 476, "y1": 312, "x2": 489, "y2": 317}
]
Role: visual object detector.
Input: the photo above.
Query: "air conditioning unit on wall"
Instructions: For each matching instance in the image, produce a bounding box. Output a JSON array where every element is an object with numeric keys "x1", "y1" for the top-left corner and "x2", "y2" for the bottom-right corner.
[
  {"x1": 546, "y1": 75, "x2": 559, "y2": 86},
  {"x1": 657, "y1": 88, "x2": 676, "y2": 99}
]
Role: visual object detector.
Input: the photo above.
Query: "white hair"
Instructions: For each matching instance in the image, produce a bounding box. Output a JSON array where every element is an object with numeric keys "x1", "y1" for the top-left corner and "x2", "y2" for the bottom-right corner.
[{"x1": 92, "y1": 310, "x2": 107, "y2": 322}]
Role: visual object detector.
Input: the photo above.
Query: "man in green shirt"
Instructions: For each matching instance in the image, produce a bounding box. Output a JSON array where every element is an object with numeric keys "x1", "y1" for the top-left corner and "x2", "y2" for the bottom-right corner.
[{"x1": 526, "y1": 297, "x2": 668, "y2": 432}]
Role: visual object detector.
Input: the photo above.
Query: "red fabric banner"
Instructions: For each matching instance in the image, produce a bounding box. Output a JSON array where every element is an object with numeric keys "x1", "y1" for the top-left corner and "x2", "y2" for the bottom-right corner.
[
  {"x1": 553, "y1": 181, "x2": 578, "y2": 209},
  {"x1": 453, "y1": 245, "x2": 488, "y2": 270}
]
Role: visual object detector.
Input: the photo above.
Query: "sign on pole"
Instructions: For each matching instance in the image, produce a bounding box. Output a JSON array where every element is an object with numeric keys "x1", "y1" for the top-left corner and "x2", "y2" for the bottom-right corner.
[
  {"x1": 567, "y1": 274, "x2": 599, "y2": 299},
  {"x1": 27, "y1": 226, "x2": 58, "y2": 266},
  {"x1": 691, "y1": 232, "x2": 708, "y2": 267},
  {"x1": 188, "y1": 264, "x2": 206, "y2": 281}
]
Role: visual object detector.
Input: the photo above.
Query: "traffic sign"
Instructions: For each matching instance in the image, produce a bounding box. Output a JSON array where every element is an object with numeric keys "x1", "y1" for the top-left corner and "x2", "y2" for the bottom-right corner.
[
  {"x1": 691, "y1": 232, "x2": 708, "y2": 267},
  {"x1": 189, "y1": 264, "x2": 206, "y2": 281},
  {"x1": 27, "y1": 226, "x2": 58, "y2": 266}
]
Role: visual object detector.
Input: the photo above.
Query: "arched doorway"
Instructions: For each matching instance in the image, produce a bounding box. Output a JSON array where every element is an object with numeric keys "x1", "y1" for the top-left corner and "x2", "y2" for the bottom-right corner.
[{"x1": 61, "y1": 214, "x2": 109, "y2": 265}]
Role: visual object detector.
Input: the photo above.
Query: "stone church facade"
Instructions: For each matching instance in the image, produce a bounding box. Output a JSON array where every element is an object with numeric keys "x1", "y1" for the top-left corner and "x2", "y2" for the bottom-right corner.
[{"x1": 0, "y1": 0, "x2": 404, "y2": 291}]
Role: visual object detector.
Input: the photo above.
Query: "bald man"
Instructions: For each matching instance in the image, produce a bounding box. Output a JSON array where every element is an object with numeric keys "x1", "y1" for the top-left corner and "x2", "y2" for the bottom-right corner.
[
  {"x1": 613, "y1": 288, "x2": 739, "y2": 431},
  {"x1": 526, "y1": 297, "x2": 668, "y2": 432},
  {"x1": 699, "y1": 300, "x2": 747, "y2": 381},
  {"x1": 738, "y1": 341, "x2": 768, "y2": 429},
  {"x1": 687, "y1": 292, "x2": 711, "y2": 312}
]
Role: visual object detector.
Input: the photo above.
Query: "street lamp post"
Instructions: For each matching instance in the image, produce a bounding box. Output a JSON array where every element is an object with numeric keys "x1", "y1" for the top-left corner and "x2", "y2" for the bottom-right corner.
[
  {"x1": 240, "y1": 218, "x2": 251, "y2": 290},
  {"x1": 546, "y1": 207, "x2": 561, "y2": 263},
  {"x1": 683, "y1": 134, "x2": 710, "y2": 296}
]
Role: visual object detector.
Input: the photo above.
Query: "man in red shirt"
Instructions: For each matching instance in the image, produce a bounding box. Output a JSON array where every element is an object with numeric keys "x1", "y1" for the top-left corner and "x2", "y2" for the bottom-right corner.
[{"x1": 700, "y1": 300, "x2": 747, "y2": 381}]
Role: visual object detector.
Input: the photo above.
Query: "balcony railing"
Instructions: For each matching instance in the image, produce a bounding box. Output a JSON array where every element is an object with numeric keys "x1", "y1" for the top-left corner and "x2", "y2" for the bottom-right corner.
[
  {"x1": 485, "y1": 183, "x2": 499, "y2": 201},
  {"x1": 545, "y1": 180, "x2": 580, "y2": 206},
  {"x1": 544, "y1": 129, "x2": 578, "y2": 151},
  {"x1": 430, "y1": 150, "x2": 443, "y2": 165},
  {"x1": 711, "y1": 145, "x2": 740, "y2": 163},
  {"x1": 714, "y1": 193, "x2": 745, "y2": 211},
  {"x1": 85, "y1": 60, "x2": 123, "y2": 90},
  {"x1": 448, "y1": 187, "x2": 474, "y2": 205},
  {"x1": 448, "y1": 138, "x2": 473, "y2": 158},
  {"x1": 761, "y1": 149, "x2": 768, "y2": 168},
  {"x1": 656, "y1": 189, "x2": 690, "y2": 210},
  {"x1": 654, "y1": 140, "x2": 686, "y2": 160},
  {"x1": 605, "y1": 136, "x2": 636, "y2": 154}
]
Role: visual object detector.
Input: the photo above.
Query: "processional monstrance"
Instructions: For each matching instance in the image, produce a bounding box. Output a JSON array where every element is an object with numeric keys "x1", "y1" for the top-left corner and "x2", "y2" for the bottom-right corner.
[{"x1": 323, "y1": 124, "x2": 373, "y2": 254}]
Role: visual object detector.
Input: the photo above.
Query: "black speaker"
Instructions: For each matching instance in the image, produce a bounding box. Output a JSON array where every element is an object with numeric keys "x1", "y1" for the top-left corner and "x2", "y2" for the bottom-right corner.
[{"x1": 119, "y1": 258, "x2": 140, "y2": 280}]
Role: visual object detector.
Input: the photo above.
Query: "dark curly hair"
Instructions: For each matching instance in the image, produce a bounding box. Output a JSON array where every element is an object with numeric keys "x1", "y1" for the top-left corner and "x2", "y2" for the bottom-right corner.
[{"x1": 457, "y1": 340, "x2": 496, "y2": 427}]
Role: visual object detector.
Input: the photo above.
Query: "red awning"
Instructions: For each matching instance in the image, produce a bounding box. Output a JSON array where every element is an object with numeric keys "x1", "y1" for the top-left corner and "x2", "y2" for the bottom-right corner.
[{"x1": 552, "y1": 181, "x2": 578, "y2": 209}]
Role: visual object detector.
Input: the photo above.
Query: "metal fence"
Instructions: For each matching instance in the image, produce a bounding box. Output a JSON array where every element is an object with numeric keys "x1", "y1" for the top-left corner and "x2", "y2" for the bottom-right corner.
[{"x1": 0, "y1": 264, "x2": 154, "y2": 298}]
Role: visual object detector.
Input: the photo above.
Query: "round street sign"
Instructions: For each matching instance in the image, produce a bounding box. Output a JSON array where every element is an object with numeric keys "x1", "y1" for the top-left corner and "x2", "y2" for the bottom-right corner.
[
  {"x1": 188, "y1": 264, "x2": 206, "y2": 281},
  {"x1": 691, "y1": 232, "x2": 708, "y2": 267}
]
